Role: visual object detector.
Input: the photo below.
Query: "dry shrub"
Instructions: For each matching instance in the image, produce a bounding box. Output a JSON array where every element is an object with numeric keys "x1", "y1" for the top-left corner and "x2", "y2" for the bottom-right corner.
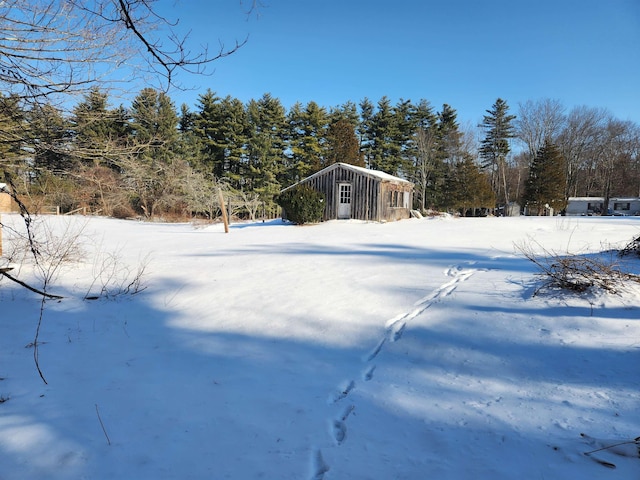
[
  {"x1": 517, "y1": 238, "x2": 640, "y2": 295},
  {"x1": 619, "y1": 235, "x2": 640, "y2": 258}
]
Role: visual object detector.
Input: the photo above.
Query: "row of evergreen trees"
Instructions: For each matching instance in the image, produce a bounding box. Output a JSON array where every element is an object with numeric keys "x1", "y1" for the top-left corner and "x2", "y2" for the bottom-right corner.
[{"x1": 1, "y1": 88, "x2": 638, "y2": 219}]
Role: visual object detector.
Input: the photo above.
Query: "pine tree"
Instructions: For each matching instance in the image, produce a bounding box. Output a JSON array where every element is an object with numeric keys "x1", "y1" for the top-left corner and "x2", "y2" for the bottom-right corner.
[
  {"x1": 437, "y1": 104, "x2": 463, "y2": 164},
  {"x1": 368, "y1": 96, "x2": 400, "y2": 174},
  {"x1": 29, "y1": 103, "x2": 70, "y2": 174},
  {"x1": 246, "y1": 93, "x2": 287, "y2": 213},
  {"x1": 523, "y1": 140, "x2": 566, "y2": 215},
  {"x1": 177, "y1": 103, "x2": 204, "y2": 169},
  {"x1": 447, "y1": 156, "x2": 496, "y2": 216},
  {"x1": 72, "y1": 87, "x2": 109, "y2": 141},
  {"x1": 424, "y1": 104, "x2": 462, "y2": 209},
  {"x1": 358, "y1": 98, "x2": 375, "y2": 169},
  {"x1": 0, "y1": 94, "x2": 25, "y2": 173},
  {"x1": 286, "y1": 101, "x2": 328, "y2": 179},
  {"x1": 130, "y1": 88, "x2": 179, "y2": 153},
  {"x1": 193, "y1": 90, "x2": 249, "y2": 185},
  {"x1": 326, "y1": 102, "x2": 363, "y2": 167},
  {"x1": 392, "y1": 98, "x2": 417, "y2": 176},
  {"x1": 127, "y1": 87, "x2": 181, "y2": 216},
  {"x1": 325, "y1": 118, "x2": 362, "y2": 167},
  {"x1": 479, "y1": 98, "x2": 516, "y2": 208}
]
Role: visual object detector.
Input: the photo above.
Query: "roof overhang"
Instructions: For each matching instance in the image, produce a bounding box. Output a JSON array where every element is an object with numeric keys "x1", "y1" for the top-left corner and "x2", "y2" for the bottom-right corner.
[{"x1": 281, "y1": 163, "x2": 413, "y2": 193}]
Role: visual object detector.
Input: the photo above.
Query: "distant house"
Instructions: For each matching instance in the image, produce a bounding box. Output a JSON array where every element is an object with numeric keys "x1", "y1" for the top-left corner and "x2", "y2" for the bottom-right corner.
[
  {"x1": 280, "y1": 162, "x2": 414, "y2": 222},
  {"x1": 565, "y1": 197, "x2": 640, "y2": 216}
]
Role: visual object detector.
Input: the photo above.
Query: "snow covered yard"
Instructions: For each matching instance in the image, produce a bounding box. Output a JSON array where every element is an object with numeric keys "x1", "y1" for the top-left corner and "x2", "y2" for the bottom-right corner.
[{"x1": 1, "y1": 214, "x2": 639, "y2": 479}]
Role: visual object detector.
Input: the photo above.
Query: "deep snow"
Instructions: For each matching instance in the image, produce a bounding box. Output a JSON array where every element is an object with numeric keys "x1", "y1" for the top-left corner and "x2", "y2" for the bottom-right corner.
[{"x1": 0, "y1": 214, "x2": 639, "y2": 479}]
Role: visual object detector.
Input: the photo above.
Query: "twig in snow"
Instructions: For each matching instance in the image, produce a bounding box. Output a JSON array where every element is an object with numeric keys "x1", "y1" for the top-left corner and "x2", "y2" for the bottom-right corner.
[
  {"x1": 584, "y1": 437, "x2": 640, "y2": 456},
  {"x1": 95, "y1": 404, "x2": 111, "y2": 446},
  {"x1": 0, "y1": 270, "x2": 64, "y2": 299},
  {"x1": 33, "y1": 296, "x2": 48, "y2": 384}
]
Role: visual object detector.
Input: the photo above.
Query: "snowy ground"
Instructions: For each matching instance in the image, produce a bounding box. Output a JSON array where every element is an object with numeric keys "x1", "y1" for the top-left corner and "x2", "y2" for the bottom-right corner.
[{"x1": 1, "y1": 214, "x2": 639, "y2": 479}]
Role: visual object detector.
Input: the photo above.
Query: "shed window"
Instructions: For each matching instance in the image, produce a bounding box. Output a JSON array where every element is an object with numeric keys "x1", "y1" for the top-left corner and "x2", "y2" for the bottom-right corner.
[
  {"x1": 389, "y1": 191, "x2": 403, "y2": 207},
  {"x1": 614, "y1": 202, "x2": 630, "y2": 211}
]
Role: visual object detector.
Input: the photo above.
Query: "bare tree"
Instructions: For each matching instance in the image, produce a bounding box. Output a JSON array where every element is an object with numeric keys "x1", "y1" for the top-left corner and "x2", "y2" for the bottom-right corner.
[
  {"x1": 557, "y1": 106, "x2": 608, "y2": 198},
  {"x1": 516, "y1": 99, "x2": 566, "y2": 160},
  {"x1": 0, "y1": 0, "x2": 246, "y2": 103},
  {"x1": 414, "y1": 126, "x2": 439, "y2": 211},
  {"x1": 595, "y1": 118, "x2": 637, "y2": 213},
  {"x1": 0, "y1": 0, "x2": 250, "y2": 186}
]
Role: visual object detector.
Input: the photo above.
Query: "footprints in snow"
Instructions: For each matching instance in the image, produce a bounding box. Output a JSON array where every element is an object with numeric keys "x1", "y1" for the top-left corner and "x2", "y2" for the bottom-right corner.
[
  {"x1": 363, "y1": 365, "x2": 376, "y2": 382},
  {"x1": 312, "y1": 264, "x2": 477, "y2": 479},
  {"x1": 367, "y1": 319, "x2": 406, "y2": 361},
  {"x1": 310, "y1": 449, "x2": 330, "y2": 480}
]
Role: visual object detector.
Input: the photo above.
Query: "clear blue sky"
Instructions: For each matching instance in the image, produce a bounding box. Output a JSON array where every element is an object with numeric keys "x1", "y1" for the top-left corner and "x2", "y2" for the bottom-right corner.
[{"x1": 157, "y1": 0, "x2": 640, "y2": 126}]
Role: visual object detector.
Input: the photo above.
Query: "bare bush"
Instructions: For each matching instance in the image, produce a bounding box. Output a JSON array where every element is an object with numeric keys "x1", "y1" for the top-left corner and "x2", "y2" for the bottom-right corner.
[
  {"x1": 2, "y1": 215, "x2": 87, "y2": 288},
  {"x1": 619, "y1": 235, "x2": 640, "y2": 258},
  {"x1": 517, "y1": 239, "x2": 640, "y2": 295},
  {"x1": 84, "y1": 248, "x2": 150, "y2": 300}
]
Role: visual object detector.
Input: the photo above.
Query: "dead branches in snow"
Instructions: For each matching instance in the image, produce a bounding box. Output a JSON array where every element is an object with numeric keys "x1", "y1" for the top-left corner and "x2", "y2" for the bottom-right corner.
[
  {"x1": 517, "y1": 237, "x2": 640, "y2": 295},
  {"x1": 619, "y1": 235, "x2": 640, "y2": 258}
]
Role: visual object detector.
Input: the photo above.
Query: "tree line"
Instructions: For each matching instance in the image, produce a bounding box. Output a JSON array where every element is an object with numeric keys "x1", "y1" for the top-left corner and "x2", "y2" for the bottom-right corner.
[{"x1": 1, "y1": 89, "x2": 638, "y2": 220}]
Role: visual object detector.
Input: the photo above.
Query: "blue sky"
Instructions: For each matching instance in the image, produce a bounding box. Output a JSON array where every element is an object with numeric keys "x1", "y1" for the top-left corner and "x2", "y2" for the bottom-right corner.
[{"x1": 157, "y1": 0, "x2": 640, "y2": 126}]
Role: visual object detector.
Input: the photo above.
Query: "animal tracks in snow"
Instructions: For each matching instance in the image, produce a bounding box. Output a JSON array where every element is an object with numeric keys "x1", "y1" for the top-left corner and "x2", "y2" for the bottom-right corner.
[
  {"x1": 310, "y1": 264, "x2": 479, "y2": 479},
  {"x1": 329, "y1": 380, "x2": 355, "y2": 404}
]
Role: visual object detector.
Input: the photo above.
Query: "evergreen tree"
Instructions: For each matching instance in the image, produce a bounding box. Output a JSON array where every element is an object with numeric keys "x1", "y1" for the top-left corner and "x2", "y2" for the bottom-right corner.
[
  {"x1": 523, "y1": 140, "x2": 566, "y2": 215},
  {"x1": 29, "y1": 103, "x2": 71, "y2": 174},
  {"x1": 218, "y1": 96, "x2": 249, "y2": 187},
  {"x1": 193, "y1": 90, "x2": 249, "y2": 187},
  {"x1": 326, "y1": 101, "x2": 363, "y2": 166},
  {"x1": 423, "y1": 104, "x2": 462, "y2": 209},
  {"x1": 0, "y1": 94, "x2": 29, "y2": 183},
  {"x1": 246, "y1": 93, "x2": 287, "y2": 213},
  {"x1": 71, "y1": 87, "x2": 128, "y2": 163},
  {"x1": 358, "y1": 97, "x2": 375, "y2": 169},
  {"x1": 130, "y1": 87, "x2": 179, "y2": 158},
  {"x1": 325, "y1": 118, "x2": 362, "y2": 167},
  {"x1": 392, "y1": 98, "x2": 417, "y2": 176},
  {"x1": 194, "y1": 89, "x2": 225, "y2": 176},
  {"x1": 447, "y1": 156, "x2": 496, "y2": 216},
  {"x1": 329, "y1": 101, "x2": 360, "y2": 127},
  {"x1": 286, "y1": 101, "x2": 328, "y2": 179},
  {"x1": 437, "y1": 104, "x2": 463, "y2": 164},
  {"x1": 479, "y1": 98, "x2": 516, "y2": 208},
  {"x1": 368, "y1": 96, "x2": 401, "y2": 174},
  {"x1": 177, "y1": 103, "x2": 204, "y2": 168},
  {"x1": 127, "y1": 87, "x2": 181, "y2": 216}
]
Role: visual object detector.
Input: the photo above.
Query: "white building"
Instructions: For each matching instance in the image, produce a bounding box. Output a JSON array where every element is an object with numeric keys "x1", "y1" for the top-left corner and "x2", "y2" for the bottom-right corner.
[{"x1": 565, "y1": 197, "x2": 640, "y2": 216}]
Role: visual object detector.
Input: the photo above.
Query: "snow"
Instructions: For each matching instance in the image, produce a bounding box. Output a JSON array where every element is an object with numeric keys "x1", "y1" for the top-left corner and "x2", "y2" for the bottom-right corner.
[{"x1": 1, "y1": 214, "x2": 639, "y2": 479}]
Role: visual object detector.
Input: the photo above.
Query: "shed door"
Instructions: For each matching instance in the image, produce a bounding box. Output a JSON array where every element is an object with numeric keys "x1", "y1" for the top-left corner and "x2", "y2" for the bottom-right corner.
[{"x1": 338, "y1": 183, "x2": 352, "y2": 219}]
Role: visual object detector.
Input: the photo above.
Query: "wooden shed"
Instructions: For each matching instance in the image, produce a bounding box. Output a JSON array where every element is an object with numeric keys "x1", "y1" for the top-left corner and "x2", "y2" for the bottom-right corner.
[{"x1": 281, "y1": 163, "x2": 414, "y2": 222}]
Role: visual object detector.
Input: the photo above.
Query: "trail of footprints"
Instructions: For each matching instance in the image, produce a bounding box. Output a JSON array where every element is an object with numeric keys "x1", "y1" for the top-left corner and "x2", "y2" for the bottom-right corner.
[{"x1": 311, "y1": 264, "x2": 478, "y2": 479}]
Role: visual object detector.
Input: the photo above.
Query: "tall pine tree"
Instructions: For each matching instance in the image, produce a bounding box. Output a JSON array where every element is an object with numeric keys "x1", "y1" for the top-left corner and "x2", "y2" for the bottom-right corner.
[
  {"x1": 246, "y1": 93, "x2": 287, "y2": 211},
  {"x1": 286, "y1": 101, "x2": 328, "y2": 180},
  {"x1": 523, "y1": 140, "x2": 566, "y2": 215},
  {"x1": 479, "y1": 98, "x2": 516, "y2": 209}
]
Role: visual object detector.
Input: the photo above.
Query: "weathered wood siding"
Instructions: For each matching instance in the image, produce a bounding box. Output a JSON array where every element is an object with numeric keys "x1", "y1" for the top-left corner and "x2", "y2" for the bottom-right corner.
[
  {"x1": 380, "y1": 182, "x2": 413, "y2": 221},
  {"x1": 284, "y1": 163, "x2": 414, "y2": 222},
  {"x1": 303, "y1": 166, "x2": 382, "y2": 221}
]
